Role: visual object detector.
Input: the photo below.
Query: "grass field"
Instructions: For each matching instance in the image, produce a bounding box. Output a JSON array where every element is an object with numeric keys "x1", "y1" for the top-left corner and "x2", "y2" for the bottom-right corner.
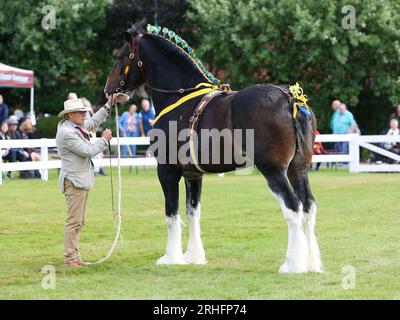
[{"x1": 0, "y1": 167, "x2": 399, "y2": 300}]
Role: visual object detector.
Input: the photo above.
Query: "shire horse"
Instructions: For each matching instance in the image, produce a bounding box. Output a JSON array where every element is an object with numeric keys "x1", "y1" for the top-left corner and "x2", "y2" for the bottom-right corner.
[{"x1": 104, "y1": 21, "x2": 322, "y2": 273}]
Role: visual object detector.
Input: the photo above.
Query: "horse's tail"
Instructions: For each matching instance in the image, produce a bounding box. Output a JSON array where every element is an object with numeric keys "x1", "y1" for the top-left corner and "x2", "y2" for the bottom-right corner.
[{"x1": 292, "y1": 105, "x2": 316, "y2": 161}]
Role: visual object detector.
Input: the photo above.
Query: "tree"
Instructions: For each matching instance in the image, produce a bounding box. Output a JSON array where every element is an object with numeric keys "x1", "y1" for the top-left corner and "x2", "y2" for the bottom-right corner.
[
  {"x1": 187, "y1": 0, "x2": 400, "y2": 133},
  {"x1": 0, "y1": 0, "x2": 193, "y2": 115},
  {"x1": 0, "y1": 0, "x2": 109, "y2": 114}
]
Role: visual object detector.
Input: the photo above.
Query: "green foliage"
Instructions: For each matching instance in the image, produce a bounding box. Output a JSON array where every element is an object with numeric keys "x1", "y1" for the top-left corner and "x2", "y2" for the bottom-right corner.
[
  {"x1": 0, "y1": 0, "x2": 192, "y2": 118},
  {"x1": 188, "y1": 0, "x2": 400, "y2": 133},
  {"x1": 0, "y1": 0, "x2": 111, "y2": 114},
  {"x1": 35, "y1": 115, "x2": 60, "y2": 138}
]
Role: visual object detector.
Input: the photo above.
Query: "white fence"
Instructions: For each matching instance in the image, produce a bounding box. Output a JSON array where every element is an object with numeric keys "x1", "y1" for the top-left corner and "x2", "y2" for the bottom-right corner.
[
  {"x1": 0, "y1": 137, "x2": 157, "y2": 185},
  {"x1": 1, "y1": 134, "x2": 400, "y2": 185}
]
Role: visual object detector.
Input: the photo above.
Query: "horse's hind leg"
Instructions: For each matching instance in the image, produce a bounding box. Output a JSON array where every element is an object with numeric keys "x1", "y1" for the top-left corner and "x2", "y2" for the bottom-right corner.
[
  {"x1": 183, "y1": 176, "x2": 207, "y2": 264},
  {"x1": 257, "y1": 163, "x2": 309, "y2": 273},
  {"x1": 156, "y1": 164, "x2": 185, "y2": 265},
  {"x1": 288, "y1": 156, "x2": 323, "y2": 273}
]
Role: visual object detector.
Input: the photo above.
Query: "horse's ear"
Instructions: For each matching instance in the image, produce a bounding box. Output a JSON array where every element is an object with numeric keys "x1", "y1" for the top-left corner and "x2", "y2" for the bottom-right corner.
[
  {"x1": 134, "y1": 19, "x2": 146, "y2": 33},
  {"x1": 124, "y1": 31, "x2": 133, "y2": 45}
]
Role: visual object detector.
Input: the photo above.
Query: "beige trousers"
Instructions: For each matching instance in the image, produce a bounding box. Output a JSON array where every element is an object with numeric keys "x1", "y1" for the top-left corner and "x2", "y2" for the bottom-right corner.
[{"x1": 63, "y1": 179, "x2": 89, "y2": 263}]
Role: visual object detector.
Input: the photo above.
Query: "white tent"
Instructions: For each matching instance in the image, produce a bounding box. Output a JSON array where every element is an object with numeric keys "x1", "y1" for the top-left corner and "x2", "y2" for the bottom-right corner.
[{"x1": 0, "y1": 63, "x2": 35, "y2": 125}]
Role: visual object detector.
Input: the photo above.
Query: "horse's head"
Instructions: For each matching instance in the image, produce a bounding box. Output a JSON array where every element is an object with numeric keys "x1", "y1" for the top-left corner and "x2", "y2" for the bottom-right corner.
[{"x1": 104, "y1": 21, "x2": 147, "y2": 96}]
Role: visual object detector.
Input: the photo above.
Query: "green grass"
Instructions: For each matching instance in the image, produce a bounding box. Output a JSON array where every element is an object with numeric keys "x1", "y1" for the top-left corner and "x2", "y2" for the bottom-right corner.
[{"x1": 0, "y1": 167, "x2": 399, "y2": 300}]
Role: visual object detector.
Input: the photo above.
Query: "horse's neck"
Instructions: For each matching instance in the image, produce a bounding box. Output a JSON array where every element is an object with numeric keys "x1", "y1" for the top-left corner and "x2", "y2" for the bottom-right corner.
[{"x1": 141, "y1": 39, "x2": 204, "y2": 114}]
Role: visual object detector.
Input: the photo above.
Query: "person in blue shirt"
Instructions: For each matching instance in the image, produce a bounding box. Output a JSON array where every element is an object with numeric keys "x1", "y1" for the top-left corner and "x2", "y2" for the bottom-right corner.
[
  {"x1": 0, "y1": 95, "x2": 9, "y2": 125},
  {"x1": 139, "y1": 99, "x2": 155, "y2": 137},
  {"x1": 332, "y1": 103, "x2": 356, "y2": 155},
  {"x1": 119, "y1": 104, "x2": 140, "y2": 157}
]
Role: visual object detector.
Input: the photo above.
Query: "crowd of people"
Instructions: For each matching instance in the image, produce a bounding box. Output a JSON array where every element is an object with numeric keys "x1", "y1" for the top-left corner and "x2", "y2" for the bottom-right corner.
[
  {"x1": 1, "y1": 91, "x2": 156, "y2": 179},
  {"x1": 1, "y1": 94, "x2": 42, "y2": 179},
  {"x1": 312, "y1": 100, "x2": 400, "y2": 169},
  {"x1": 118, "y1": 98, "x2": 155, "y2": 157}
]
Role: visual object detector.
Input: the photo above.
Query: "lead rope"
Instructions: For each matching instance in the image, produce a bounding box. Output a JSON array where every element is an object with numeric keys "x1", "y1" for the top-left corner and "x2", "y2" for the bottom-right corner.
[{"x1": 86, "y1": 101, "x2": 123, "y2": 265}]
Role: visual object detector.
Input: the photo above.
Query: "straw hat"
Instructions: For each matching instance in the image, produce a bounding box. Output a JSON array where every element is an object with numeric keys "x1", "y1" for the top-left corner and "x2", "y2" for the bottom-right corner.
[{"x1": 58, "y1": 98, "x2": 91, "y2": 117}]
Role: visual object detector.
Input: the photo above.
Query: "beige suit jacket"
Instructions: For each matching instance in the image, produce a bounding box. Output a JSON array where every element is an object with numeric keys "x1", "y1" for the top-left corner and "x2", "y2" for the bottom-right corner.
[{"x1": 56, "y1": 107, "x2": 110, "y2": 192}]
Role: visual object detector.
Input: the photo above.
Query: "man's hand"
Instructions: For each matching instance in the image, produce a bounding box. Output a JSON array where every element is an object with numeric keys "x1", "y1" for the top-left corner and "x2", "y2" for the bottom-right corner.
[
  {"x1": 102, "y1": 129, "x2": 113, "y2": 142},
  {"x1": 105, "y1": 93, "x2": 130, "y2": 107}
]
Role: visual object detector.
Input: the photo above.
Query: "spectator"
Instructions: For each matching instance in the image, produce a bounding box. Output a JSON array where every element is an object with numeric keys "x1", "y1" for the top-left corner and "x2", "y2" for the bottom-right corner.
[
  {"x1": 1, "y1": 121, "x2": 12, "y2": 179},
  {"x1": 383, "y1": 119, "x2": 400, "y2": 154},
  {"x1": 331, "y1": 103, "x2": 357, "y2": 156},
  {"x1": 119, "y1": 104, "x2": 140, "y2": 157},
  {"x1": 371, "y1": 118, "x2": 400, "y2": 164},
  {"x1": 13, "y1": 108, "x2": 25, "y2": 124},
  {"x1": 329, "y1": 99, "x2": 341, "y2": 152},
  {"x1": 4, "y1": 117, "x2": 30, "y2": 178},
  {"x1": 312, "y1": 130, "x2": 327, "y2": 171},
  {"x1": 0, "y1": 94, "x2": 9, "y2": 124},
  {"x1": 19, "y1": 118, "x2": 42, "y2": 163},
  {"x1": 139, "y1": 99, "x2": 155, "y2": 137},
  {"x1": 329, "y1": 99, "x2": 341, "y2": 132}
]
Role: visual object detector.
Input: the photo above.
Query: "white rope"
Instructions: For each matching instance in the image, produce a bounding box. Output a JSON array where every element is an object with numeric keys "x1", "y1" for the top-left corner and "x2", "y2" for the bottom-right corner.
[{"x1": 86, "y1": 102, "x2": 123, "y2": 265}]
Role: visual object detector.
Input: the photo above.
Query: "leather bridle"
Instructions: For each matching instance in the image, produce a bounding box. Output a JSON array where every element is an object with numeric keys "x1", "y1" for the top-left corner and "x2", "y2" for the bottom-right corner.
[{"x1": 111, "y1": 33, "x2": 145, "y2": 94}]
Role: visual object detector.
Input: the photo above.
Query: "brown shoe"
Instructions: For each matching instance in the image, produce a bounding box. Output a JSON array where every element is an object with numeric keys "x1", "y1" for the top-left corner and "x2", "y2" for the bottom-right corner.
[
  {"x1": 77, "y1": 260, "x2": 87, "y2": 266},
  {"x1": 64, "y1": 261, "x2": 82, "y2": 267}
]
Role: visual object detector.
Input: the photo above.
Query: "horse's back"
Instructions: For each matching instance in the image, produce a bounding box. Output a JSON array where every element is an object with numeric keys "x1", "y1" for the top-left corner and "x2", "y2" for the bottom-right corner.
[{"x1": 231, "y1": 84, "x2": 298, "y2": 167}]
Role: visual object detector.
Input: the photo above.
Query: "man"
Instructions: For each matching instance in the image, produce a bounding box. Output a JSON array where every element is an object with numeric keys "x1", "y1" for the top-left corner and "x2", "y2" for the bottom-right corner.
[
  {"x1": 331, "y1": 103, "x2": 356, "y2": 156},
  {"x1": 329, "y1": 99, "x2": 341, "y2": 132},
  {"x1": 139, "y1": 98, "x2": 155, "y2": 137},
  {"x1": 119, "y1": 104, "x2": 140, "y2": 157},
  {"x1": 56, "y1": 94, "x2": 126, "y2": 267},
  {"x1": 0, "y1": 94, "x2": 9, "y2": 124},
  {"x1": 383, "y1": 119, "x2": 399, "y2": 153}
]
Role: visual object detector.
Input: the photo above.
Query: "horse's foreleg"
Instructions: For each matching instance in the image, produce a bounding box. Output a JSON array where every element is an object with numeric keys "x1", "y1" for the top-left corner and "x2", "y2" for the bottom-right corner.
[
  {"x1": 183, "y1": 176, "x2": 207, "y2": 264},
  {"x1": 156, "y1": 165, "x2": 185, "y2": 265}
]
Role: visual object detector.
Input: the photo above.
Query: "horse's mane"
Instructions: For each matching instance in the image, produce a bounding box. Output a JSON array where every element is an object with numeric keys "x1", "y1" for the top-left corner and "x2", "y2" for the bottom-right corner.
[{"x1": 145, "y1": 24, "x2": 221, "y2": 85}]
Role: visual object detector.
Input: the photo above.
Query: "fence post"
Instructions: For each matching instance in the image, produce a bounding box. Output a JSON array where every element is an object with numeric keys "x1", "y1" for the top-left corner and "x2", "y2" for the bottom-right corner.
[
  {"x1": 40, "y1": 139, "x2": 49, "y2": 181},
  {"x1": 349, "y1": 134, "x2": 360, "y2": 173}
]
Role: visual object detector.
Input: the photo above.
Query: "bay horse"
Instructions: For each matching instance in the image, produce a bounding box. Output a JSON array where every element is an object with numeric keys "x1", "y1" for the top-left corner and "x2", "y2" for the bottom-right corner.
[{"x1": 104, "y1": 21, "x2": 322, "y2": 273}]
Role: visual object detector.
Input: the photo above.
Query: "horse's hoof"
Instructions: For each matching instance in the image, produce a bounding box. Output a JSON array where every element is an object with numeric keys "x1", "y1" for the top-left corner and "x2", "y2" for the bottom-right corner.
[
  {"x1": 308, "y1": 263, "x2": 323, "y2": 273},
  {"x1": 156, "y1": 254, "x2": 186, "y2": 265},
  {"x1": 279, "y1": 261, "x2": 307, "y2": 274},
  {"x1": 183, "y1": 251, "x2": 207, "y2": 265}
]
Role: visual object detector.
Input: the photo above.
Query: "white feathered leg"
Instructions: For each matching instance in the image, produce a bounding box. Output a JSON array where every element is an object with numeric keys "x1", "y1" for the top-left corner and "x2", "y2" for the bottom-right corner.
[
  {"x1": 157, "y1": 215, "x2": 186, "y2": 265},
  {"x1": 278, "y1": 199, "x2": 309, "y2": 274},
  {"x1": 303, "y1": 202, "x2": 323, "y2": 272},
  {"x1": 183, "y1": 204, "x2": 207, "y2": 264}
]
